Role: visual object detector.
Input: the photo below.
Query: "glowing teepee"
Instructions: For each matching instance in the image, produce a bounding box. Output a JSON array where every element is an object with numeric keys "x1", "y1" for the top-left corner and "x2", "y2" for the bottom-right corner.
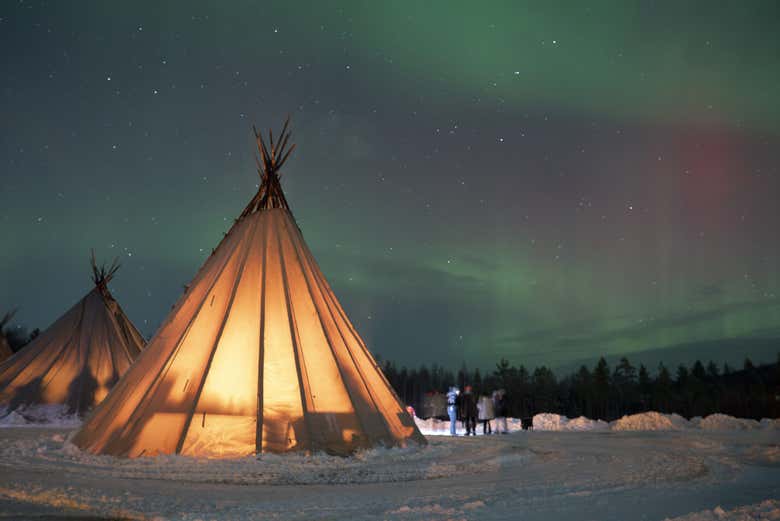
[
  {"x1": 72, "y1": 120, "x2": 425, "y2": 457},
  {"x1": 0, "y1": 256, "x2": 145, "y2": 416},
  {"x1": 0, "y1": 311, "x2": 15, "y2": 363}
]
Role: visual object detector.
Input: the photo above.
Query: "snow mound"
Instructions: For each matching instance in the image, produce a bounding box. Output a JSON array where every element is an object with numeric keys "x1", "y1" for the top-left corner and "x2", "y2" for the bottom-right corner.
[
  {"x1": 533, "y1": 413, "x2": 567, "y2": 431},
  {"x1": 760, "y1": 418, "x2": 780, "y2": 429},
  {"x1": 568, "y1": 415, "x2": 610, "y2": 431},
  {"x1": 611, "y1": 412, "x2": 690, "y2": 431},
  {"x1": 699, "y1": 414, "x2": 760, "y2": 431},
  {"x1": 0, "y1": 405, "x2": 81, "y2": 428},
  {"x1": 664, "y1": 499, "x2": 780, "y2": 520},
  {"x1": 532, "y1": 413, "x2": 609, "y2": 431},
  {"x1": 667, "y1": 413, "x2": 692, "y2": 429}
]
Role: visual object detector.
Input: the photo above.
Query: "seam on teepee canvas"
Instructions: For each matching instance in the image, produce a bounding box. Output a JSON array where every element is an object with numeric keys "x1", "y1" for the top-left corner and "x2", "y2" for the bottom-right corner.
[
  {"x1": 256, "y1": 214, "x2": 269, "y2": 453},
  {"x1": 99, "y1": 293, "x2": 122, "y2": 386}
]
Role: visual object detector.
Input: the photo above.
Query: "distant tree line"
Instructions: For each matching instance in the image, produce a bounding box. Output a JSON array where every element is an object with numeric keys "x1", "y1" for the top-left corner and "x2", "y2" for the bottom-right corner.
[{"x1": 381, "y1": 354, "x2": 780, "y2": 421}]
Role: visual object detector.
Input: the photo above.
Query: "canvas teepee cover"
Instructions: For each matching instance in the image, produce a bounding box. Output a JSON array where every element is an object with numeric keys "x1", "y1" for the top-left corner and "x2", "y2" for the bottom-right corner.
[
  {"x1": 72, "y1": 121, "x2": 425, "y2": 457},
  {"x1": 0, "y1": 311, "x2": 15, "y2": 363},
  {"x1": 0, "y1": 257, "x2": 145, "y2": 416}
]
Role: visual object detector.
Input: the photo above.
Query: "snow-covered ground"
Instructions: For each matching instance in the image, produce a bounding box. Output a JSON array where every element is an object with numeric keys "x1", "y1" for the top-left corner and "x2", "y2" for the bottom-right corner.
[
  {"x1": 0, "y1": 421, "x2": 778, "y2": 520},
  {"x1": 0, "y1": 404, "x2": 81, "y2": 428},
  {"x1": 667, "y1": 500, "x2": 780, "y2": 521}
]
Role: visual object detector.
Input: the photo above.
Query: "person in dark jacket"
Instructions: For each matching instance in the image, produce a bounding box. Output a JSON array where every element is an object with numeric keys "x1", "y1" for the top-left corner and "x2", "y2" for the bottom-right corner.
[{"x1": 459, "y1": 385, "x2": 478, "y2": 435}]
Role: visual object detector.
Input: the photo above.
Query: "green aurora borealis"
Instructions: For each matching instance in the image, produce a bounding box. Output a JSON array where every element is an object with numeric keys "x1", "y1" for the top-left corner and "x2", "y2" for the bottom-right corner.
[{"x1": 1, "y1": 1, "x2": 778, "y2": 370}]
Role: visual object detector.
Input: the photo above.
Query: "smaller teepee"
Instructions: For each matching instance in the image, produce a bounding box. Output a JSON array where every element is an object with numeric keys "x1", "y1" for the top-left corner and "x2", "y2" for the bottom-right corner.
[
  {"x1": 0, "y1": 310, "x2": 15, "y2": 363},
  {"x1": 0, "y1": 254, "x2": 145, "y2": 417}
]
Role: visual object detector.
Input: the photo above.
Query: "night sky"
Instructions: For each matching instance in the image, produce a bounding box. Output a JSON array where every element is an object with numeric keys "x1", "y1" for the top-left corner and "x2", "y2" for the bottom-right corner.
[{"x1": 1, "y1": 2, "x2": 779, "y2": 371}]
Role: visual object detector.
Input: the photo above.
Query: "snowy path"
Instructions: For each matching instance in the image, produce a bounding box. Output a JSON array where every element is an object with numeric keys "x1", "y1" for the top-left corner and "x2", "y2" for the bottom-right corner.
[{"x1": 0, "y1": 428, "x2": 777, "y2": 520}]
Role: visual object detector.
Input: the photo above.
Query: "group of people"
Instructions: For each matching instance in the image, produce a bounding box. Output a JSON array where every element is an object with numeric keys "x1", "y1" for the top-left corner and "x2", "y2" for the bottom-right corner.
[{"x1": 446, "y1": 386, "x2": 508, "y2": 436}]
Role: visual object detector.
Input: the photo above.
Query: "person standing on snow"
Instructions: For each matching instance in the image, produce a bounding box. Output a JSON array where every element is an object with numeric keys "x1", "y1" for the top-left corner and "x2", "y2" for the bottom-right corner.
[
  {"x1": 459, "y1": 385, "x2": 478, "y2": 435},
  {"x1": 446, "y1": 386, "x2": 460, "y2": 435},
  {"x1": 493, "y1": 389, "x2": 508, "y2": 434},
  {"x1": 477, "y1": 394, "x2": 495, "y2": 435}
]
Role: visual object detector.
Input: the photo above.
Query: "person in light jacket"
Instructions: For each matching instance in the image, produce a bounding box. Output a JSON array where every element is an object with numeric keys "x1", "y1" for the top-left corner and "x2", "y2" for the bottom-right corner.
[
  {"x1": 446, "y1": 386, "x2": 460, "y2": 436},
  {"x1": 492, "y1": 389, "x2": 508, "y2": 434},
  {"x1": 477, "y1": 394, "x2": 495, "y2": 434}
]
